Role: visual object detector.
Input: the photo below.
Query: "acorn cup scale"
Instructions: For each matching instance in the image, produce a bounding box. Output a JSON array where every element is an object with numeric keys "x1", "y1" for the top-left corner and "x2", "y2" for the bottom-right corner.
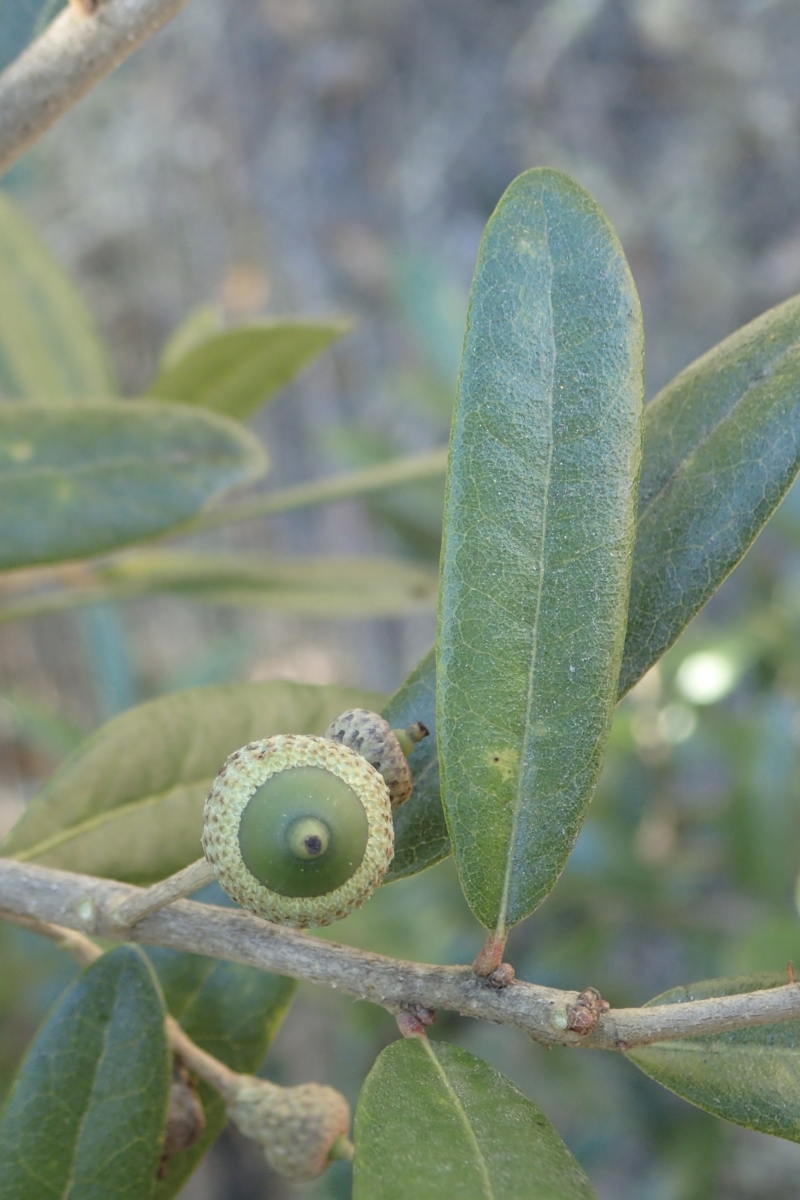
[{"x1": 202, "y1": 733, "x2": 394, "y2": 927}]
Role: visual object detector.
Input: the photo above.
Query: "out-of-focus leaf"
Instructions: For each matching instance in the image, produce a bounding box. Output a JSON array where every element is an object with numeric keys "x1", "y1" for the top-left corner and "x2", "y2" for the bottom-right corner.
[
  {"x1": 93, "y1": 550, "x2": 438, "y2": 618},
  {"x1": 0, "y1": 945, "x2": 169, "y2": 1199},
  {"x1": 0, "y1": 402, "x2": 267, "y2": 570},
  {"x1": 150, "y1": 949, "x2": 295, "y2": 1199},
  {"x1": 629, "y1": 974, "x2": 800, "y2": 1142},
  {"x1": 145, "y1": 321, "x2": 349, "y2": 420},
  {"x1": 353, "y1": 1039, "x2": 596, "y2": 1200},
  {"x1": 620, "y1": 293, "x2": 800, "y2": 695},
  {"x1": 157, "y1": 305, "x2": 223, "y2": 372},
  {"x1": 0, "y1": 189, "x2": 116, "y2": 398},
  {"x1": 382, "y1": 647, "x2": 448, "y2": 882},
  {"x1": 0, "y1": 681, "x2": 383, "y2": 882},
  {"x1": 438, "y1": 167, "x2": 643, "y2": 931},
  {"x1": 188, "y1": 447, "x2": 448, "y2": 533},
  {"x1": 0, "y1": 553, "x2": 439, "y2": 623}
]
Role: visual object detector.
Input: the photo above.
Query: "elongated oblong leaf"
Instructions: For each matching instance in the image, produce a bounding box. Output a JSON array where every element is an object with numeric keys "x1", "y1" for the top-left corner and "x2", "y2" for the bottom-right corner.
[
  {"x1": 438, "y1": 168, "x2": 644, "y2": 931},
  {"x1": 0, "y1": 680, "x2": 382, "y2": 882},
  {"x1": 0, "y1": 945, "x2": 169, "y2": 1200},
  {"x1": 620, "y1": 293, "x2": 800, "y2": 693},
  {"x1": 0, "y1": 190, "x2": 116, "y2": 399},
  {"x1": 151, "y1": 950, "x2": 295, "y2": 1199},
  {"x1": 388, "y1": 298, "x2": 800, "y2": 884},
  {"x1": 0, "y1": 401, "x2": 267, "y2": 570},
  {"x1": 145, "y1": 321, "x2": 348, "y2": 420},
  {"x1": 354, "y1": 1039, "x2": 596, "y2": 1200},
  {"x1": 93, "y1": 550, "x2": 438, "y2": 617},
  {"x1": 629, "y1": 974, "x2": 800, "y2": 1142}
]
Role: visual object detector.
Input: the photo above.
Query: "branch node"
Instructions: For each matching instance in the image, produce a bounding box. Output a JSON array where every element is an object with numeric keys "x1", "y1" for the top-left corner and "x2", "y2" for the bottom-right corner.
[
  {"x1": 396, "y1": 1005, "x2": 435, "y2": 1038},
  {"x1": 565, "y1": 987, "x2": 610, "y2": 1036},
  {"x1": 485, "y1": 962, "x2": 515, "y2": 989}
]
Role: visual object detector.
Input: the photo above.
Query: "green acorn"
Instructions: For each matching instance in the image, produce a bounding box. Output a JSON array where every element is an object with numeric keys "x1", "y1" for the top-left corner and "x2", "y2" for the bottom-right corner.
[{"x1": 202, "y1": 732, "x2": 394, "y2": 927}]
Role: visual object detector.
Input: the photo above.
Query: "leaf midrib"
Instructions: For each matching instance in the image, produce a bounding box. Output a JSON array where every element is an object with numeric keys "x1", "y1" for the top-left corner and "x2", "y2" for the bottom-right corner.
[
  {"x1": 62, "y1": 983, "x2": 115, "y2": 1199},
  {"x1": 639, "y1": 331, "x2": 800, "y2": 521},
  {"x1": 11, "y1": 776, "x2": 207, "y2": 862},
  {"x1": 422, "y1": 1041, "x2": 494, "y2": 1200},
  {"x1": 496, "y1": 196, "x2": 555, "y2": 936}
]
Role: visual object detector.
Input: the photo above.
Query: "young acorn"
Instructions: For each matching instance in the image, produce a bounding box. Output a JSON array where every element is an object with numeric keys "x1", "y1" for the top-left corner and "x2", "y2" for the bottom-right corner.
[{"x1": 202, "y1": 710, "x2": 427, "y2": 927}]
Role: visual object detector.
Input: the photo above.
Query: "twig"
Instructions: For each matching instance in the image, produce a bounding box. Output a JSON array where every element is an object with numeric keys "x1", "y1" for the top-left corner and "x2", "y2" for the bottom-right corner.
[
  {"x1": 2, "y1": 857, "x2": 800, "y2": 1051},
  {"x1": 1, "y1": 908, "x2": 247, "y2": 1101},
  {"x1": 109, "y1": 857, "x2": 215, "y2": 927},
  {"x1": 0, "y1": 0, "x2": 194, "y2": 178}
]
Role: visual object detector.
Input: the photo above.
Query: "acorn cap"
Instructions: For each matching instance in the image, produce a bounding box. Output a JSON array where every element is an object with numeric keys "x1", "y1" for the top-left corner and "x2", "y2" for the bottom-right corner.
[
  {"x1": 202, "y1": 734, "x2": 394, "y2": 927},
  {"x1": 227, "y1": 1076, "x2": 351, "y2": 1181},
  {"x1": 326, "y1": 708, "x2": 414, "y2": 808}
]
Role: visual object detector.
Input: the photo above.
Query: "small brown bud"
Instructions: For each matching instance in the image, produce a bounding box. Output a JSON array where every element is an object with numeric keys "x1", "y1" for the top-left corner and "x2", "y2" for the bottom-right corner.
[
  {"x1": 226, "y1": 1076, "x2": 351, "y2": 1181},
  {"x1": 565, "y1": 986, "x2": 610, "y2": 1035}
]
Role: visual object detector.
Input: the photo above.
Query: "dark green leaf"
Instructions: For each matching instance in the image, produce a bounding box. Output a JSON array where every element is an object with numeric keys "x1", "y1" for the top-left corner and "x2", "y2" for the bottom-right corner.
[
  {"x1": 380, "y1": 301, "x2": 800, "y2": 885},
  {"x1": 0, "y1": 401, "x2": 267, "y2": 570},
  {"x1": 382, "y1": 647, "x2": 449, "y2": 882},
  {"x1": 620, "y1": 293, "x2": 800, "y2": 694},
  {"x1": 144, "y1": 321, "x2": 348, "y2": 420},
  {"x1": 0, "y1": 945, "x2": 170, "y2": 1200},
  {"x1": 354, "y1": 1039, "x2": 596, "y2": 1200},
  {"x1": 629, "y1": 973, "x2": 800, "y2": 1142},
  {"x1": 0, "y1": 190, "x2": 116, "y2": 398},
  {"x1": 438, "y1": 167, "x2": 644, "y2": 931},
  {"x1": 1, "y1": 680, "x2": 383, "y2": 882},
  {"x1": 150, "y1": 950, "x2": 295, "y2": 1199}
]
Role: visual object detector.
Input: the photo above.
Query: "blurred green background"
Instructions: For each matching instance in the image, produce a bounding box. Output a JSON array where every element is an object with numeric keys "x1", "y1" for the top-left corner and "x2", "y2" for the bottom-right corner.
[{"x1": 3, "y1": 1, "x2": 800, "y2": 1197}]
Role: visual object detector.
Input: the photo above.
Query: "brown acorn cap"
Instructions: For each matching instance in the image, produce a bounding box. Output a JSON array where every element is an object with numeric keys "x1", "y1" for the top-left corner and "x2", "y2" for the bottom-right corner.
[{"x1": 326, "y1": 708, "x2": 414, "y2": 807}]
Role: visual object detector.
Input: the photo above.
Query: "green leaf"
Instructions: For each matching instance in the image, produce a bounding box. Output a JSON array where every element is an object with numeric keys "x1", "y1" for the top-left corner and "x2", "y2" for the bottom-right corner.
[
  {"x1": 150, "y1": 950, "x2": 295, "y2": 1199},
  {"x1": 0, "y1": 401, "x2": 267, "y2": 570},
  {"x1": 0, "y1": 945, "x2": 170, "y2": 1200},
  {"x1": 382, "y1": 647, "x2": 449, "y2": 882},
  {"x1": 0, "y1": 680, "x2": 383, "y2": 882},
  {"x1": 353, "y1": 1039, "x2": 596, "y2": 1200},
  {"x1": 437, "y1": 167, "x2": 644, "y2": 931},
  {"x1": 144, "y1": 321, "x2": 348, "y2": 420},
  {"x1": 157, "y1": 305, "x2": 223, "y2": 372},
  {"x1": 381, "y1": 298, "x2": 800, "y2": 886},
  {"x1": 90, "y1": 550, "x2": 438, "y2": 618},
  {"x1": 628, "y1": 974, "x2": 800, "y2": 1142},
  {"x1": 620, "y1": 292, "x2": 800, "y2": 694},
  {"x1": 0, "y1": 190, "x2": 116, "y2": 399},
  {"x1": 188, "y1": 446, "x2": 448, "y2": 533}
]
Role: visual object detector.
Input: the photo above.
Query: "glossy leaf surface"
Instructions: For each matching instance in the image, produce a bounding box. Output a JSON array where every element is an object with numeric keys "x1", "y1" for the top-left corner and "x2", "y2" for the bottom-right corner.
[
  {"x1": 354, "y1": 1039, "x2": 596, "y2": 1200},
  {"x1": 0, "y1": 946, "x2": 169, "y2": 1199},
  {"x1": 151, "y1": 950, "x2": 295, "y2": 1199},
  {"x1": 1, "y1": 680, "x2": 382, "y2": 882},
  {"x1": 629, "y1": 973, "x2": 800, "y2": 1142},
  {"x1": 0, "y1": 402, "x2": 267, "y2": 570},
  {"x1": 620, "y1": 293, "x2": 800, "y2": 694},
  {"x1": 0, "y1": 190, "x2": 115, "y2": 398},
  {"x1": 438, "y1": 168, "x2": 644, "y2": 930},
  {"x1": 145, "y1": 321, "x2": 347, "y2": 420}
]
